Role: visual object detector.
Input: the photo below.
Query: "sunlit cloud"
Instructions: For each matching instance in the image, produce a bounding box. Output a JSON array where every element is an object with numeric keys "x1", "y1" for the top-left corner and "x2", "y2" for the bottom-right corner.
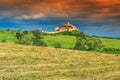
[
  {"x1": 0, "y1": 0, "x2": 120, "y2": 37},
  {"x1": 16, "y1": 13, "x2": 45, "y2": 19},
  {"x1": 0, "y1": 0, "x2": 120, "y2": 22}
]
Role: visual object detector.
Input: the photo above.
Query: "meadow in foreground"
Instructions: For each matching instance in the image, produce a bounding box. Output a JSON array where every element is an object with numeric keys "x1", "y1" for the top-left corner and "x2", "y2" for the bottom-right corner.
[{"x1": 0, "y1": 43, "x2": 120, "y2": 80}]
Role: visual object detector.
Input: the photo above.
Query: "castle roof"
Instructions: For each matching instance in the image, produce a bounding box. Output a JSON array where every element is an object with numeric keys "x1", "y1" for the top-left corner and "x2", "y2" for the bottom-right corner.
[
  {"x1": 55, "y1": 22, "x2": 78, "y2": 32},
  {"x1": 62, "y1": 22, "x2": 78, "y2": 29}
]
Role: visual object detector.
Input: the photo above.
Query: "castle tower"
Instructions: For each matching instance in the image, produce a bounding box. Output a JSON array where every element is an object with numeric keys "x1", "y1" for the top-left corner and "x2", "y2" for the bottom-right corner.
[
  {"x1": 55, "y1": 27, "x2": 60, "y2": 31},
  {"x1": 55, "y1": 22, "x2": 78, "y2": 32},
  {"x1": 67, "y1": 22, "x2": 70, "y2": 24}
]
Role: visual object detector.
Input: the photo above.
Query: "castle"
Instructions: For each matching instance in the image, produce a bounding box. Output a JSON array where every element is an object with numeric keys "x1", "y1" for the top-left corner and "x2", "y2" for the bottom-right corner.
[{"x1": 55, "y1": 22, "x2": 78, "y2": 32}]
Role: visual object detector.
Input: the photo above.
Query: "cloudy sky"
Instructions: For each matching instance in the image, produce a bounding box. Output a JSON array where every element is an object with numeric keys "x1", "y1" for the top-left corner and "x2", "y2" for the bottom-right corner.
[{"x1": 0, "y1": 0, "x2": 120, "y2": 37}]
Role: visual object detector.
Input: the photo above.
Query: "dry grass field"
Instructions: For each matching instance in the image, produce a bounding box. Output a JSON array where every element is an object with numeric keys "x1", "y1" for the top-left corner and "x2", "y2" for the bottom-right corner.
[{"x1": 0, "y1": 43, "x2": 120, "y2": 80}]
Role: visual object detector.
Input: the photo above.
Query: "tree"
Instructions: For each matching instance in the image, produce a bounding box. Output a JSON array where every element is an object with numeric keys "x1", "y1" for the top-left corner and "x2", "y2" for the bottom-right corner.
[
  {"x1": 16, "y1": 31, "x2": 23, "y2": 43},
  {"x1": 74, "y1": 32, "x2": 102, "y2": 51},
  {"x1": 15, "y1": 30, "x2": 33, "y2": 45},
  {"x1": 54, "y1": 42, "x2": 62, "y2": 48},
  {"x1": 19, "y1": 34, "x2": 32, "y2": 45},
  {"x1": 23, "y1": 30, "x2": 28, "y2": 35},
  {"x1": 32, "y1": 30, "x2": 46, "y2": 46},
  {"x1": 32, "y1": 30, "x2": 42, "y2": 41}
]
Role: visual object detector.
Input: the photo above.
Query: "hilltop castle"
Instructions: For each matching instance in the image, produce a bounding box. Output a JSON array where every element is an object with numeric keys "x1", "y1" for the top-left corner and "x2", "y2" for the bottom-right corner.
[{"x1": 55, "y1": 22, "x2": 78, "y2": 32}]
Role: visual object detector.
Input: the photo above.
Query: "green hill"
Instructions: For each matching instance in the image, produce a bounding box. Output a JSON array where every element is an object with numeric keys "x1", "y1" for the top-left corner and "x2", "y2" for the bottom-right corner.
[
  {"x1": 0, "y1": 30, "x2": 120, "y2": 48},
  {"x1": 0, "y1": 30, "x2": 120, "y2": 54},
  {"x1": 0, "y1": 43, "x2": 120, "y2": 80}
]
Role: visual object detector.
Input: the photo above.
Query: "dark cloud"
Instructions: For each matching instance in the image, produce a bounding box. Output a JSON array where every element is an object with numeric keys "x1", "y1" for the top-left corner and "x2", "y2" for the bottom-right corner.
[
  {"x1": 0, "y1": 0, "x2": 120, "y2": 37},
  {"x1": 0, "y1": 0, "x2": 120, "y2": 21}
]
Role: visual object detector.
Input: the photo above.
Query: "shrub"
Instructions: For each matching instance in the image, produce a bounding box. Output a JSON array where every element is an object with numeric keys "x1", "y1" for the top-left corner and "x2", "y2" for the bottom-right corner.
[
  {"x1": 1, "y1": 39, "x2": 6, "y2": 43},
  {"x1": 55, "y1": 30, "x2": 80, "y2": 36},
  {"x1": 74, "y1": 32, "x2": 102, "y2": 51},
  {"x1": 16, "y1": 31, "x2": 23, "y2": 43},
  {"x1": 10, "y1": 31, "x2": 14, "y2": 34},
  {"x1": 102, "y1": 48, "x2": 120, "y2": 52},
  {"x1": 18, "y1": 35, "x2": 32, "y2": 45},
  {"x1": 33, "y1": 40, "x2": 48, "y2": 46},
  {"x1": 54, "y1": 42, "x2": 62, "y2": 48},
  {"x1": 23, "y1": 30, "x2": 28, "y2": 35},
  {"x1": 32, "y1": 29, "x2": 47, "y2": 46},
  {"x1": 15, "y1": 30, "x2": 33, "y2": 45},
  {"x1": 32, "y1": 30, "x2": 43, "y2": 44}
]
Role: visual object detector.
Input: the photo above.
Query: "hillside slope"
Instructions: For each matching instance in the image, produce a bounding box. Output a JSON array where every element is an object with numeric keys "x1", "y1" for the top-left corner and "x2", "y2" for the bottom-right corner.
[
  {"x1": 0, "y1": 43, "x2": 120, "y2": 80},
  {"x1": 0, "y1": 30, "x2": 120, "y2": 50}
]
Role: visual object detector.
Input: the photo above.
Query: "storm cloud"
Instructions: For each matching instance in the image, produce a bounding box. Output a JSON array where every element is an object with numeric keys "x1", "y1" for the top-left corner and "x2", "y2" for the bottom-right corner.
[{"x1": 0, "y1": 0, "x2": 120, "y2": 37}]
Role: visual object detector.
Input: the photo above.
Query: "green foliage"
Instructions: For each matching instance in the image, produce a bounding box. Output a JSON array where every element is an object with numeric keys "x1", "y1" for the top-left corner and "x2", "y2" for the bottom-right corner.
[
  {"x1": 0, "y1": 29, "x2": 120, "y2": 54},
  {"x1": 54, "y1": 42, "x2": 62, "y2": 48},
  {"x1": 1, "y1": 39, "x2": 6, "y2": 43},
  {"x1": 14, "y1": 30, "x2": 48, "y2": 46},
  {"x1": 32, "y1": 30, "x2": 43, "y2": 44},
  {"x1": 32, "y1": 30, "x2": 42, "y2": 39},
  {"x1": 16, "y1": 30, "x2": 31, "y2": 44},
  {"x1": 18, "y1": 35, "x2": 32, "y2": 45},
  {"x1": 74, "y1": 32, "x2": 102, "y2": 50},
  {"x1": 98, "y1": 48, "x2": 120, "y2": 54},
  {"x1": 55, "y1": 30, "x2": 80, "y2": 36},
  {"x1": 23, "y1": 30, "x2": 28, "y2": 35},
  {"x1": 31, "y1": 30, "x2": 47, "y2": 46},
  {"x1": 15, "y1": 31, "x2": 23, "y2": 43},
  {"x1": 33, "y1": 40, "x2": 48, "y2": 46}
]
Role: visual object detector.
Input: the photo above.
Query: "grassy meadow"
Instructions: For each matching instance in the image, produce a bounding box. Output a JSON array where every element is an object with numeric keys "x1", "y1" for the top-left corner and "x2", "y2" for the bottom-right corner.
[
  {"x1": 0, "y1": 43, "x2": 120, "y2": 80},
  {"x1": 0, "y1": 30, "x2": 17, "y2": 43},
  {"x1": 100, "y1": 38, "x2": 120, "y2": 49},
  {"x1": 43, "y1": 35, "x2": 76, "y2": 49},
  {"x1": 0, "y1": 30, "x2": 120, "y2": 51}
]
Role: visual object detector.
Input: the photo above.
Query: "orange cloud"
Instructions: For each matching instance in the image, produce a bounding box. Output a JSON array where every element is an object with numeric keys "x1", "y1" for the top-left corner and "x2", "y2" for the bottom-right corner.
[
  {"x1": 0, "y1": 0, "x2": 120, "y2": 24},
  {"x1": 16, "y1": 13, "x2": 45, "y2": 19}
]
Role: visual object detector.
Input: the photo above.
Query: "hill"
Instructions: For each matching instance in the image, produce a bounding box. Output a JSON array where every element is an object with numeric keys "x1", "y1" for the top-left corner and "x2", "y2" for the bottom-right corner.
[
  {"x1": 0, "y1": 30, "x2": 120, "y2": 49},
  {"x1": 0, "y1": 43, "x2": 120, "y2": 80},
  {"x1": 0, "y1": 30, "x2": 120, "y2": 54}
]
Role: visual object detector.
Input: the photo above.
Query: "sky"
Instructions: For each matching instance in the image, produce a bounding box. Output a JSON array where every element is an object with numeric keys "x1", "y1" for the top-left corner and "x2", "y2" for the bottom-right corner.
[{"x1": 0, "y1": 0, "x2": 120, "y2": 38}]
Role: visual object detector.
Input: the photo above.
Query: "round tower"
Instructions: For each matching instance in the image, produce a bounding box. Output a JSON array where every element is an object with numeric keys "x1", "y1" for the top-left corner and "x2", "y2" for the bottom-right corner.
[{"x1": 55, "y1": 27, "x2": 60, "y2": 31}]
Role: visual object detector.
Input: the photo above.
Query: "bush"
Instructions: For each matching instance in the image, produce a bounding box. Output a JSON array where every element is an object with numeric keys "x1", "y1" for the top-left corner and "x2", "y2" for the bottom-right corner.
[
  {"x1": 33, "y1": 40, "x2": 48, "y2": 46},
  {"x1": 18, "y1": 35, "x2": 32, "y2": 45},
  {"x1": 1, "y1": 39, "x2": 6, "y2": 43},
  {"x1": 102, "y1": 48, "x2": 120, "y2": 52},
  {"x1": 23, "y1": 30, "x2": 28, "y2": 35},
  {"x1": 32, "y1": 30, "x2": 43, "y2": 44},
  {"x1": 74, "y1": 32, "x2": 102, "y2": 51},
  {"x1": 16, "y1": 31, "x2": 23, "y2": 43},
  {"x1": 15, "y1": 31, "x2": 33, "y2": 45},
  {"x1": 98, "y1": 48, "x2": 120, "y2": 54},
  {"x1": 55, "y1": 30, "x2": 80, "y2": 36},
  {"x1": 54, "y1": 42, "x2": 62, "y2": 48}
]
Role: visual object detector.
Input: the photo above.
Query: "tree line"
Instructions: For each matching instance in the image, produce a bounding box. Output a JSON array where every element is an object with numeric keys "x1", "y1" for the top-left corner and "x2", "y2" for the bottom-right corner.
[
  {"x1": 16, "y1": 30, "x2": 47, "y2": 46},
  {"x1": 15, "y1": 30, "x2": 102, "y2": 51}
]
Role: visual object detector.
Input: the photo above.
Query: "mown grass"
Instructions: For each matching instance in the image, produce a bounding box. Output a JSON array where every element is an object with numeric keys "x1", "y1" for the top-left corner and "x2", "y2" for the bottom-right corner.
[
  {"x1": 100, "y1": 38, "x2": 120, "y2": 49},
  {"x1": 0, "y1": 43, "x2": 120, "y2": 80},
  {"x1": 0, "y1": 30, "x2": 17, "y2": 43},
  {"x1": 43, "y1": 35, "x2": 76, "y2": 49}
]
